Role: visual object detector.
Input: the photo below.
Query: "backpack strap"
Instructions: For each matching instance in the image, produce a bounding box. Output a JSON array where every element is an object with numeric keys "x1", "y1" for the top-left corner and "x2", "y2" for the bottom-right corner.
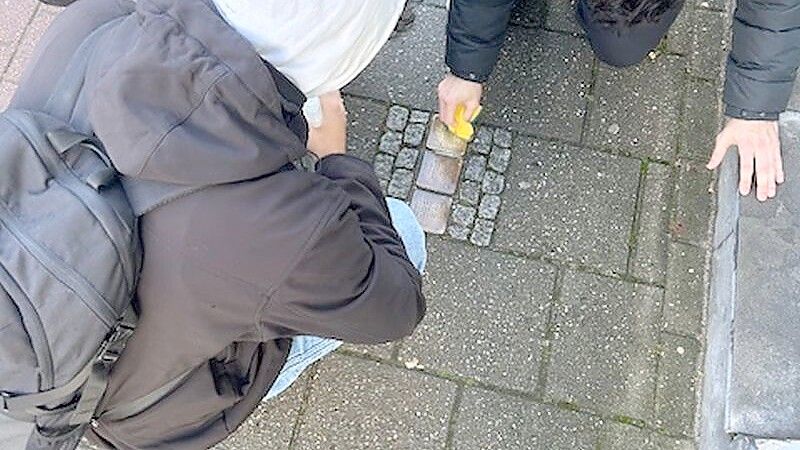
[{"x1": 0, "y1": 305, "x2": 137, "y2": 425}]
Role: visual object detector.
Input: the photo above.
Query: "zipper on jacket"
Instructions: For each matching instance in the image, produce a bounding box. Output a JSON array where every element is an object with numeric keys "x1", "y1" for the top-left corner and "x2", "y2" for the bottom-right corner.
[
  {"x1": 0, "y1": 203, "x2": 117, "y2": 328},
  {"x1": 0, "y1": 261, "x2": 54, "y2": 391},
  {"x1": 4, "y1": 112, "x2": 138, "y2": 296}
]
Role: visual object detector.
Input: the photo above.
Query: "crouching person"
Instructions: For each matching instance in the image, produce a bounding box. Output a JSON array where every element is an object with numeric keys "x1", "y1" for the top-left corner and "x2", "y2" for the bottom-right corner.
[{"x1": 4, "y1": 0, "x2": 424, "y2": 448}]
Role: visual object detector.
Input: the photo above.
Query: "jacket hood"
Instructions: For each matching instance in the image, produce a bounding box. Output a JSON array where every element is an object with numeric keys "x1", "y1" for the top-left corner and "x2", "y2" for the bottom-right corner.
[{"x1": 87, "y1": 0, "x2": 308, "y2": 186}]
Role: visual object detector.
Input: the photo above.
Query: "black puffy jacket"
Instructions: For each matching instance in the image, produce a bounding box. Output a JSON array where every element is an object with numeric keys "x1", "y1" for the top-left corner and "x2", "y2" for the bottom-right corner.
[{"x1": 445, "y1": 0, "x2": 800, "y2": 117}]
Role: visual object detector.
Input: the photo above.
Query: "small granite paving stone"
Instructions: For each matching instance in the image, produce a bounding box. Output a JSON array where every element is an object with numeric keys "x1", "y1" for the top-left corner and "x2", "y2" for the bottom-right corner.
[
  {"x1": 478, "y1": 194, "x2": 502, "y2": 220},
  {"x1": 450, "y1": 204, "x2": 477, "y2": 228},
  {"x1": 295, "y1": 355, "x2": 456, "y2": 450},
  {"x1": 345, "y1": 5, "x2": 446, "y2": 110},
  {"x1": 631, "y1": 163, "x2": 672, "y2": 284},
  {"x1": 453, "y1": 389, "x2": 603, "y2": 450},
  {"x1": 395, "y1": 147, "x2": 419, "y2": 170},
  {"x1": 401, "y1": 238, "x2": 556, "y2": 391},
  {"x1": 671, "y1": 161, "x2": 714, "y2": 245},
  {"x1": 587, "y1": 56, "x2": 684, "y2": 161},
  {"x1": 482, "y1": 28, "x2": 593, "y2": 142},
  {"x1": 403, "y1": 122, "x2": 426, "y2": 147},
  {"x1": 680, "y1": 78, "x2": 721, "y2": 162},
  {"x1": 470, "y1": 126, "x2": 493, "y2": 155},
  {"x1": 373, "y1": 153, "x2": 395, "y2": 181},
  {"x1": 494, "y1": 138, "x2": 640, "y2": 274},
  {"x1": 388, "y1": 168, "x2": 414, "y2": 199},
  {"x1": 546, "y1": 270, "x2": 662, "y2": 421},
  {"x1": 599, "y1": 422, "x2": 694, "y2": 450},
  {"x1": 409, "y1": 109, "x2": 430, "y2": 124},
  {"x1": 488, "y1": 146, "x2": 512, "y2": 173},
  {"x1": 379, "y1": 130, "x2": 403, "y2": 155},
  {"x1": 416, "y1": 151, "x2": 462, "y2": 195},
  {"x1": 664, "y1": 242, "x2": 707, "y2": 337},
  {"x1": 463, "y1": 154, "x2": 487, "y2": 182},
  {"x1": 410, "y1": 189, "x2": 452, "y2": 234},
  {"x1": 458, "y1": 180, "x2": 481, "y2": 207},
  {"x1": 447, "y1": 223, "x2": 471, "y2": 241},
  {"x1": 482, "y1": 170, "x2": 505, "y2": 195},
  {"x1": 470, "y1": 218, "x2": 495, "y2": 247},
  {"x1": 345, "y1": 96, "x2": 388, "y2": 162},
  {"x1": 687, "y1": 9, "x2": 727, "y2": 80},
  {"x1": 655, "y1": 333, "x2": 702, "y2": 436},
  {"x1": 214, "y1": 373, "x2": 309, "y2": 450},
  {"x1": 492, "y1": 128, "x2": 513, "y2": 148},
  {"x1": 386, "y1": 105, "x2": 409, "y2": 131}
]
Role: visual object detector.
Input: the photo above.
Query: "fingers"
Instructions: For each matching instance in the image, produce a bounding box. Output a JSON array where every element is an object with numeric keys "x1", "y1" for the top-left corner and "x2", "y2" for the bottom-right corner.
[
  {"x1": 754, "y1": 147, "x2": 774, "y2": 201},
  {"x1": 772, "y1": 124, "x2": 785, "y2": 185},
  {"x1": 707, "y1": 129, "x2": 732, "y2": 170},
  {"x1": 463, "y1": 101, "x2": 480, "y2": 123},
  {"x1": 440, "y1": 97, "x2": 456, "y2": 127},
  {"x1": 739, "y1": 147, "x2": 754, "y2": 196}
]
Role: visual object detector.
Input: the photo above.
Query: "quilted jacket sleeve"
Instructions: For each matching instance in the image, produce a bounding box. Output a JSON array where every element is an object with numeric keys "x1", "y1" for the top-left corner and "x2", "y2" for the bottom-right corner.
[
  {"x1": 723, "y1": 0, "x2": 800, "y2": 117},
  {"x1": 445, "y1": 0, "x2": 517, "y2": 83}
]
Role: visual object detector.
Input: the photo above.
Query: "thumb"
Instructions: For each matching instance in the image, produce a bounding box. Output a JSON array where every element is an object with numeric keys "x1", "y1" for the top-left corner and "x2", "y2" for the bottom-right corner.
[
  {"x1": 463, "y1": 102, "x2": 481, "y2": 123},
  {"x1": 707, "y1": 129, "x2": 734, "y2": 170}
]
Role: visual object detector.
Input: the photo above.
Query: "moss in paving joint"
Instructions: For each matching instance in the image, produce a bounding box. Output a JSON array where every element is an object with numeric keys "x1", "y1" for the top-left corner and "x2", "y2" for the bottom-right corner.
[
  {"x1": 613, "y1": 414, "x2": 647, "y2": 428},
  {"x1": 443, "y1": 386, "x2": 465, "y2": 450},
  {"x1": 579, "y1": 58, "x2": 600, "y2": 145},
  {"x1": 625, "y1": 160, "x2": 650, "y2": 276},
  {"x1": 533, "y1": 269, "x2": 564, "y2": 399}
]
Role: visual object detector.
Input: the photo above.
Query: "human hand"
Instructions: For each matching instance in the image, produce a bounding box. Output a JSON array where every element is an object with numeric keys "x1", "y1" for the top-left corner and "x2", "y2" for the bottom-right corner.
[
  {"x1": 707, "y1": 118, "x2": 783, "y2": 202},
  {"x1": 437, "y1": 73, "x2": 483, "y2": 128},
  {"x1": 307, "y1": 91, "x2": 347, "y2": 159}
]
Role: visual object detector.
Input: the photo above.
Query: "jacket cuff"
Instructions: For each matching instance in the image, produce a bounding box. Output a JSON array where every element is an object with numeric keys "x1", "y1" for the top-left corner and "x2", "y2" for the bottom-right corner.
[
  {"x1": 316, "y1": 154, "x2": 383, "y2": 190},
  {"x1": 723, "y1": 105, "x2": 780, "y2": 121},
  {"x1": 723, "y1": 61, "x2": 793, "y2": 116}
]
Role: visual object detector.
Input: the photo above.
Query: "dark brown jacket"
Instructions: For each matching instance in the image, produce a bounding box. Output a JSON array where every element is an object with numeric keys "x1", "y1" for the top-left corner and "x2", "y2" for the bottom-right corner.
[{"x1": 11, "y1": 0, "x2": 425, "y2": 448}]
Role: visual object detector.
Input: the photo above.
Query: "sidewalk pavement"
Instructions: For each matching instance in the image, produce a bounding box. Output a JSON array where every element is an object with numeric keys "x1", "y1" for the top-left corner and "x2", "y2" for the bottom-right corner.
[{"x1": 0, "y1": 0, "x2": 731, "y2": 448}]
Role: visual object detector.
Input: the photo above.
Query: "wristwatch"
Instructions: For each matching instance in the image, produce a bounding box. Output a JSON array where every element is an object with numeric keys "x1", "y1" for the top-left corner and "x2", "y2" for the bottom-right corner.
[{"x1": 724, "y1": 105, "x2": 780, "y2": 121}]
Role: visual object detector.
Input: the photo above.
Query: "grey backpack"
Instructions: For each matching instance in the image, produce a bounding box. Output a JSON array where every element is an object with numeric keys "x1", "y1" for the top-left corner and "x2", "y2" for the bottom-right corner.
[{"x1": 0, "y1": 21, "x2": 197, "y2": 450}]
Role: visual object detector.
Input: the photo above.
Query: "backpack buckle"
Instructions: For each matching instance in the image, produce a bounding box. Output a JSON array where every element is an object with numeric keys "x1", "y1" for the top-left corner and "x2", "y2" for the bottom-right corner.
[
  {"x1": 97, "y1": 322, "x2": 135, "y2": 366},
  {"x1": 1, "y1": 391, "x2": 10, "y2": 413}
]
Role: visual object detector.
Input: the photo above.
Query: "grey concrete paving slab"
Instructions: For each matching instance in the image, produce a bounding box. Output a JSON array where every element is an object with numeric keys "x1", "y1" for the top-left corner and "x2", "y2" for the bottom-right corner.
[
  {"x1": 510, "y1": 0, "x2": 547, "y2": 28},
  {"x1": 0, "y1": 1, "x2": 38, "y2": 65},
  {"x1": 654, "y1": 333, "x2": 702, "y2": 437},
  {"x1": 670, "y1": 161, "x2": 715, "y2": 245},
  {"x1": 790, "y1": 77, "x2": 800, "y2": 112},
  {"x1": 686, "y1": 9, "x2": 727, "y2": 81},
  {"x1": 599, "y1": 422, "x2": 694, "y2": 450},
  {"x1": 295, "y1": 354, "x2": 456, "y2": 450},
  {"x1": 453, "y1": 389, "x2": 604, "y2": 450},
  {"x1": 0, "y1": 80, "x2": 15, "y2": 110},
  {"x1": 400, "y1": 237, "x2": 556, "y2": 392},
  {"x1": 587, "y1": 55, "x2": 684, "y2": 161},
  {"x1": 546, "y1": 271, "x2": 662, "y2": 421},
  {"x1": 345, "y1": 5, "x2": 446, "y2": 111},
  {"x1": 664, "y1": 242, "x2": 707, "y2": 337},
  {"x1": 4, "y1": 5, "x2": 58, "y2": 84},
  {"x1": 345, "y1": 96, "x2": 388, "y2": 162},
  {"x1": 680, "y1": 78, "x2": 721, "y2": 162},
  {"x1": 546, "y1": 0, "x2": 583, "y2": 35},
  {"x1": 667, "y1": 6, "x2": 693, "y2": 55},
  {"x1": 481, "y1": 27, "x2": 593, "y2": 142},
  {"x1": 494, "y1": 137, "x2": 641, "y2": 275},
  {"x1": 631, "y1": 162, "x2": 672, "y2": 284},
  {"x1": 341, "y1": 342, "x2": 396, "y2": 361},
  {"x1": 728, "y1": 113, "x2": 800, "y2": 438},
  {"x1": 214, "y1": 374, "x2": 309, "y2": 450}
]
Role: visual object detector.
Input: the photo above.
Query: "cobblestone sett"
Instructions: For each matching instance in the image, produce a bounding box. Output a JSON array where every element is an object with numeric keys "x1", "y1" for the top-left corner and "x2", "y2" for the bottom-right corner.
[{"x1": 386, "y1": 105, "x2": 410, "y2": 131}]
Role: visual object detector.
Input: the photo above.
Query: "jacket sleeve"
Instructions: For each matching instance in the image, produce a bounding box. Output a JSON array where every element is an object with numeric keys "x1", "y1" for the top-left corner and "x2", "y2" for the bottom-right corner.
[
  {"x1": 446, "y1": 0, "x2": 517, "y2": 83},
  {"x1": 723, "y1": 0, "x2": 800, "y2": 116},
  {"x1": 260, "y1": 155, "x2": 426, "y2": 344}
]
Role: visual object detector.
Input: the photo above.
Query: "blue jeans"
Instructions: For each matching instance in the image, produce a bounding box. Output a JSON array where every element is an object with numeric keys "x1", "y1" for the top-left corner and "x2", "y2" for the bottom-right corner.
[{"x1": 265, "y1": 198, "x2": 426, "y2": 400}]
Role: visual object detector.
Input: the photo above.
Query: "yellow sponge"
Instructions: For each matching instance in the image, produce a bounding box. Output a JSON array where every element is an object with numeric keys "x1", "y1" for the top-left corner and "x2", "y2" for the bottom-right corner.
[{"x1": 447, "y1": 104, "x2": 482, "y2": 141}]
